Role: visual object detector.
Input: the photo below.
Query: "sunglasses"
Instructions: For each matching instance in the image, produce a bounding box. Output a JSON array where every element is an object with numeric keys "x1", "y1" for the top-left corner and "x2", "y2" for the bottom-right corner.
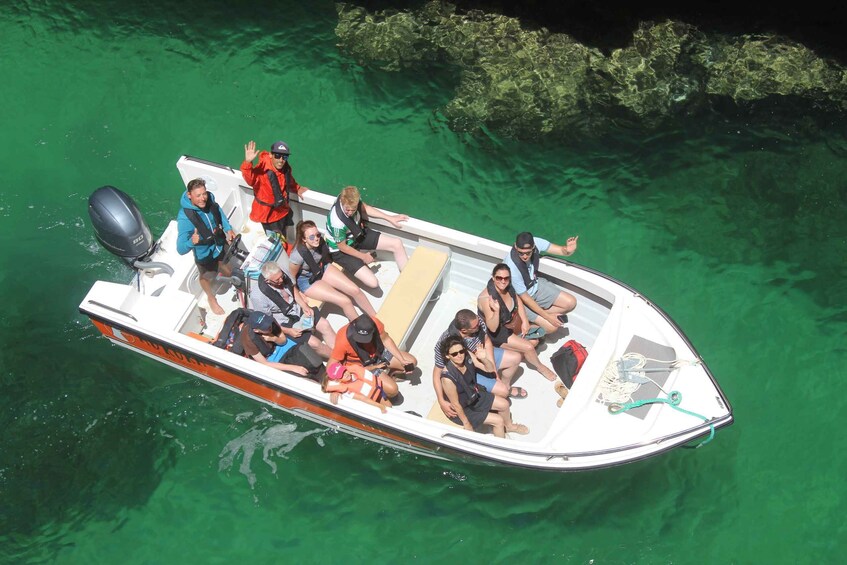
[
  {"x1": 494, "y1": 275, "x2": 511, "y2": 282},
  {"x1": 305, "y1": 233, "x2": 320, "y2": 241},
  {"x1": 272, "y1": 153, "x2": 289, "y2": 160},
  {"x1": 516, "y1": 247, "x2": 535, "y2": 257},
  {"x1": 447, "y1": 349, "x2": 466, "y2": 358}
]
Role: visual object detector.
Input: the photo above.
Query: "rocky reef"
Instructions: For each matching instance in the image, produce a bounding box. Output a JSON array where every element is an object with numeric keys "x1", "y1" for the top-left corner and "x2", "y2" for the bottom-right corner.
[{"x1": 335, "y1": 1, "x2": 847, "y2": 138}]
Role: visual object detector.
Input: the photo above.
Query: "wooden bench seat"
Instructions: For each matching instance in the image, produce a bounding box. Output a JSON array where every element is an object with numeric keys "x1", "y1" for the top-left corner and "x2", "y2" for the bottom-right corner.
[
  {"x1": 426, "y1": 401, "x2": 461, "y2": 428},
  {"x1": 377, "y1": 245, "x2": 450, "y2": 349}
]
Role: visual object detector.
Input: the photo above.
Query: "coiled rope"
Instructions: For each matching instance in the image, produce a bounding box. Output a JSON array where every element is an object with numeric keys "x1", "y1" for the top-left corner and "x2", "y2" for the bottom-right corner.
[{"x1": 599, "y1": 353, "x2": 715, "y2": 448}]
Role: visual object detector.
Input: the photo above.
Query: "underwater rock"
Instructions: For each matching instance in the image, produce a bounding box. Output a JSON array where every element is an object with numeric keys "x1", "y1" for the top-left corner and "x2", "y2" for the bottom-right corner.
[
  {"x1": 595, "y1": 20, "x2": 708, "y2": 124},
  {"x1": 336, "y1": 1, "x2": 847, "y2": 137},
  {"x1": 699, "y1": 35, "x2": 847, "y2": 103}
]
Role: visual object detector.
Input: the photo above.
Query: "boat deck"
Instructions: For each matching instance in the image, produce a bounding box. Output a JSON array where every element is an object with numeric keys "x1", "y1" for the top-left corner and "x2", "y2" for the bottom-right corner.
[{"x1": 186, "y1": 230, "x2": 597, "y2": 444}]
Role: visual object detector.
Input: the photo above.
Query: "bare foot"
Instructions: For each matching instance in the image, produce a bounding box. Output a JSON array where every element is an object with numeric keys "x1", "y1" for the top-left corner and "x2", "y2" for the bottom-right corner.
[
  {"x1": 541, "y1": 367, "x2": 558, "y2": 382},
  {"x1": 208, "y1": 298, "x2": 225, "y2": 315},
  {"x1": 507, "y1": 423, "x2": 530, "y2": 435}
]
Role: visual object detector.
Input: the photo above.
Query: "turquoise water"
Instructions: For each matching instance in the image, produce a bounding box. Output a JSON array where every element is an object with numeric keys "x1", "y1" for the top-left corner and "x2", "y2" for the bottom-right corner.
[{"x1": 2, "y1": 1, "x2": 845, "y2": 562}]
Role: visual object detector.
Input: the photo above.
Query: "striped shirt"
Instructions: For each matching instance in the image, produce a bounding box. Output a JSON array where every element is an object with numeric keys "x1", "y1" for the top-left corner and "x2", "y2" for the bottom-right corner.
[{"x1": 432, "y1": 316, "x2": 489, "y2": 369}]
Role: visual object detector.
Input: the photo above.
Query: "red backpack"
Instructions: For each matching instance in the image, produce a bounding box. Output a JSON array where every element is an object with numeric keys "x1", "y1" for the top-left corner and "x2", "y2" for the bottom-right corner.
[{"x1": 551, "y1": 340, "x2": 588, "y2": 389}]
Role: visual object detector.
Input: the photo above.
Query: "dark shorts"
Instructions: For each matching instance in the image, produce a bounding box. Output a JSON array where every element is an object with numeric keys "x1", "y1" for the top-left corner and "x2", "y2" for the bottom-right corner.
[
  {"x1": 447, "y1": 389, "x2": 496, "y2": 429},
  {"x1": 262, "y1": 215, "x2": 293, "y2": 235},
  {"x1": 331, "y1": 229, "x2": 382, "y2": 274},
  {"x1": 196, "y1": 254, "x2": 222, "y2": 275}
]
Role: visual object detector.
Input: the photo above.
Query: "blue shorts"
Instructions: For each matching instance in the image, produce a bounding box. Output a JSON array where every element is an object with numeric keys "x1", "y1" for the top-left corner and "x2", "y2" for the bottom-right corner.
[
  {"x1": 296, "y1": 274, "x2": 312, "y2": 292},
  {"x1": 476, "y1": 373, "x2": 496, "y2": 392},
  {"x1": 473, "y1": 348, "x2": 507, "y2": 392}
]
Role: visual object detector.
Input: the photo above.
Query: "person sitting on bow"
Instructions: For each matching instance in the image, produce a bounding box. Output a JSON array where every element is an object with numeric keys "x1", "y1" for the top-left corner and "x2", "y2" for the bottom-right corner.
[
  {"x1": 478, "y1": 263, "x2": 559, "y2": 382},
  {"x1": 504, "y1": 231, "x2": 579, "y2": 334},
  {"x1": 431, "y1": 309, "x2": 526, "y2": 420}
]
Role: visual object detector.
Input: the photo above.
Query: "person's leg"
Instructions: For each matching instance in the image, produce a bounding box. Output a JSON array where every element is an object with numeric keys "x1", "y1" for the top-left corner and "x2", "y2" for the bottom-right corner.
[
  {"x1": 198, "y1": 271, "x2": 224, "y2": 315},
  {"x1": 323, "y1": 266, "x2": 378, "y2": 317},
  {"x1": 548, "y1": 290, "x2": 577, "y2": 314},
  {"x1": 374, "y1": 233, "x2": 408, "y2": 270},
  {"x1": 332, "y1": 251, "x2": 380, "y2": 290},
  {"x1": 307, "y1": 334, "x2": 331, "y2": 358},
  {"x1": 495, "y1": 347, "x2": 521, "y2": 387},
  {"x1": 530, "y1": 312, "x2": 558, "y2": 334},
  {"x1": 379, "y1": 374, "x2": 399, "y2": 399},
  {"x1": 482, "y1": 412, "x2": 506, "y2": 438},
  {"x1": 305, "y1": 280, "x2": 359, "y2": 320},
  {"x1": 352, "y1": 265, "x2": 379, "y2": 289},
  {"x1": 502, "y1": 334, "x2": 558, "y2": 381},
  {"x1": 314, "y1": 316, "x2": 336, "y2": 349},
  {"x1": 491, "y1": 396, "x2": 528, "y2": 435}
]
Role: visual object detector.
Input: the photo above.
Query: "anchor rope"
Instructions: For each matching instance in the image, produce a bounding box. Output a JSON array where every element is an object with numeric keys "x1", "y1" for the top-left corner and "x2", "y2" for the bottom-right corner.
[{"x1": 598, "y1": 353, "x2": 714, "y2": 448}]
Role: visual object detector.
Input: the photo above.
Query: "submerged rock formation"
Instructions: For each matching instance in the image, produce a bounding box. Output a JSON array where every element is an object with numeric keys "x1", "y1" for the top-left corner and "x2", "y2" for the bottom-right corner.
[{"x1": 335, "y1": 1, "x2": 847, "y2": 137}]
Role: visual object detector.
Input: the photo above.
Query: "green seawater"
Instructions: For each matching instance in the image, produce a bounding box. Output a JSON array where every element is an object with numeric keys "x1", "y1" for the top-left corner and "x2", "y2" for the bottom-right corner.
[{"x1": 1, "y1": 1, "x2": 845, "y2": 562}]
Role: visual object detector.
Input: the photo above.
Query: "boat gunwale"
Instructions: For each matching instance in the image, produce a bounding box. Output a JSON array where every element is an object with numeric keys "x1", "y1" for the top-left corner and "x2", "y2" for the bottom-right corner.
[{"x1": 79, "y1": 306, "x2": 732, "y2": 466}]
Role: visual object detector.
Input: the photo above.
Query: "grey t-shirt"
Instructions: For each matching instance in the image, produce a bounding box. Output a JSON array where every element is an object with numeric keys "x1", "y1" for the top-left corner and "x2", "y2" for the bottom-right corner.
[{"x1": 289, "y1": 245, "x2": 324, "y2": 280}]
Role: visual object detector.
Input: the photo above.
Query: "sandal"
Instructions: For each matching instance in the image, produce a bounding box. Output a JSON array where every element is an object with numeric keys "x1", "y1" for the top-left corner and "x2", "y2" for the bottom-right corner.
[
  {"x1": 508, "y1": 386, "x2": 528, "y2": 399},
  {"x1": 508, "y1": 423, "x2": 530, "y2": 435}
]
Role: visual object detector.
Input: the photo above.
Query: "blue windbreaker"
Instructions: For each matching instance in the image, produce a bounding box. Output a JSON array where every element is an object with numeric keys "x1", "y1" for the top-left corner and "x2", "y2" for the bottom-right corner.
[{"x1": 176, "y1": 191, "x2": 233, "y2": 262}]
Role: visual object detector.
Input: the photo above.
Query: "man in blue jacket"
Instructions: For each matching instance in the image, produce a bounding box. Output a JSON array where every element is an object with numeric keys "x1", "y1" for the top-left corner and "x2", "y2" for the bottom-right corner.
[{"x1": 177, "y1": 178, "x2": 236, "y2": 315}]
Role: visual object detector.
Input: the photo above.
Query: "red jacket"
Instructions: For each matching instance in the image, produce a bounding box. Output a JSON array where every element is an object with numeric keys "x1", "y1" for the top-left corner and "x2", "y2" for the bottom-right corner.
[{"x1": 241, "y1": 151, "x2": 302, "y2": 224}]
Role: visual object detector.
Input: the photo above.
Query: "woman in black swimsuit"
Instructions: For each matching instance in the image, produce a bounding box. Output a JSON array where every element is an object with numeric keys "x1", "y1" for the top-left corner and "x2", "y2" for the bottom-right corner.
[{"x1": 477, "y1": 263, "x2": 559, "y2": 382}]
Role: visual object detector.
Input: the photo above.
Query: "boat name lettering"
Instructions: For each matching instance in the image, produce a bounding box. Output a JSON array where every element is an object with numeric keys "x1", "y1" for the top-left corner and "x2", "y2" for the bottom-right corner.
[{"x1": 137, "y1": 336, "x2": 204, "y2": 369}]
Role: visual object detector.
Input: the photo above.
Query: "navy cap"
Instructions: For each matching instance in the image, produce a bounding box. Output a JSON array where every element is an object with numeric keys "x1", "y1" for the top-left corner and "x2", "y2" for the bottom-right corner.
[
  {"x1": 515, "y1": 232, "x2": 534, "y2": 248},
  {"x1": 248, "y1": 311, "x2": 274, "y2": 333},
  {"x1": 351, "y1": 315, "x2": 376, "y2": 343},
  {"x1": 270, "y1": 141, "x2": 290, "y2": 155}
]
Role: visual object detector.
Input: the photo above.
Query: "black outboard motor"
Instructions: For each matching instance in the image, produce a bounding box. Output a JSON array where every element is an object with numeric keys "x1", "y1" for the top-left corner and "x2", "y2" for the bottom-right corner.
[{"x1": 89, "y1": 186, "x2": 154, "y2": 266}]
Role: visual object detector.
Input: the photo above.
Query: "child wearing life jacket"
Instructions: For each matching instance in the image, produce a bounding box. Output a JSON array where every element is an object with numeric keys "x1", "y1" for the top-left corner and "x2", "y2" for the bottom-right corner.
[{"x1": 321, "y1": 362, "x2": 391, "y2": 413}]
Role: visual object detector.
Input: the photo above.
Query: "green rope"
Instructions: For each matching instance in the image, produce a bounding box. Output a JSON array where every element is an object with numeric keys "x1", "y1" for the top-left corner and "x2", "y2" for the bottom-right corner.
[{"x1": 608, "y1": 391, "x2": 715, "y2": 448}]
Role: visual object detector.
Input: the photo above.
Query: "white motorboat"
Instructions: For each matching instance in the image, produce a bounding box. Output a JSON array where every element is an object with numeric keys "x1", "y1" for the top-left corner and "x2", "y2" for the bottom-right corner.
[{"x1": 80, "y1": 155, "x2": 733, "y2": 470}]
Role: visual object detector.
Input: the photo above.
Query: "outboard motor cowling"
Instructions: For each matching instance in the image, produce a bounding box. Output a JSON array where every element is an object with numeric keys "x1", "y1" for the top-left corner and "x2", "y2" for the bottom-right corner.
[{"x1": 89, "y1": 186, "x2": 154, "y2": 266}]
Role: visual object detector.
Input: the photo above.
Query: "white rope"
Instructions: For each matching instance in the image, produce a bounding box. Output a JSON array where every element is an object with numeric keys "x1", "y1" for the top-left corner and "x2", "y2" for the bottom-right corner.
[{"x1": 596, "y1": 352, "x2": 700, "y2": 405}]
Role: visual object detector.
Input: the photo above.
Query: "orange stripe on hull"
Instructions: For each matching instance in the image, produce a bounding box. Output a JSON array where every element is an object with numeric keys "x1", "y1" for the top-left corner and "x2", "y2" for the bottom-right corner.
[{"x1": 90, "y1": 319, "x2": 427, "y2": 449}]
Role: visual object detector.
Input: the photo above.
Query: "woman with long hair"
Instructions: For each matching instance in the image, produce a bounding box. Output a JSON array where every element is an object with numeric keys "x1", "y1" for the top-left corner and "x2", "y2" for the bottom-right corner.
[
  {"x1": 478, "y1": 263, "x2": 559, "y2": 382},
  {"x1": 289, "y1": 220, "x2": 377, "y2": 321}
]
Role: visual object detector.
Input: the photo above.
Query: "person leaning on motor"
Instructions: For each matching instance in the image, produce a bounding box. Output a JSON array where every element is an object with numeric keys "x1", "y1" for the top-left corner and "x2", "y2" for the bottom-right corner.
[{"x1": 241, "y1": 139, "x2": 308, "y2": 241}]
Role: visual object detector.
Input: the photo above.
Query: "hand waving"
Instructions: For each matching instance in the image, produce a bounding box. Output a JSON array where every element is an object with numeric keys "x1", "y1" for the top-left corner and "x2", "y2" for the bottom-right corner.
[{"x1": 244, "y1": 140, "x2": 259, "y2": 162}]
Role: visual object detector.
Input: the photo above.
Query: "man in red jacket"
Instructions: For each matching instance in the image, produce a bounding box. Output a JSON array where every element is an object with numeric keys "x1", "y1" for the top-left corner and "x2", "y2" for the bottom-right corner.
[{"x1": 241, "y1": 140, "x2": 308, "y2": 241}]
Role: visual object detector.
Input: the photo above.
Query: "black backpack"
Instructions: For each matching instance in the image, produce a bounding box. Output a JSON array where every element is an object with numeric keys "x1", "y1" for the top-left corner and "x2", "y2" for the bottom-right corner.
[
  {"x1": 212, "y1": 307, "x2": 325, "y2": 380},
  {"x1": 212, "y1": 308, "x2": 251, "y2": 356}
]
